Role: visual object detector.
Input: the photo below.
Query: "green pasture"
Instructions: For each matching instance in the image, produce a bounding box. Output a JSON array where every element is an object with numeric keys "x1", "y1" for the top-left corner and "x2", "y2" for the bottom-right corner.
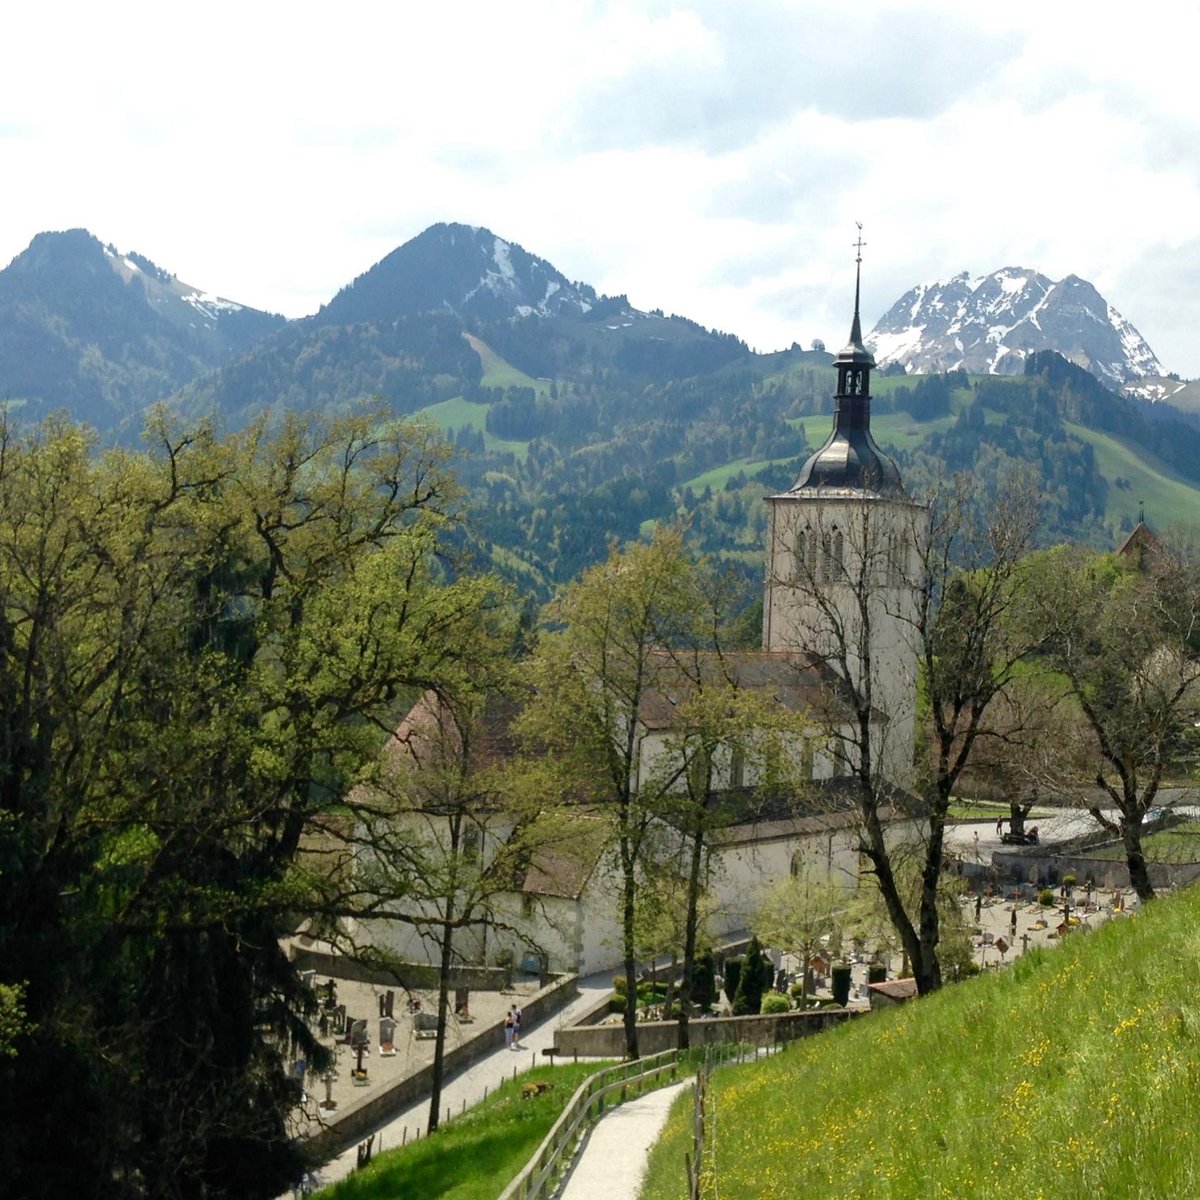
[{"x1": 642, "y1": 882, "x2": 1200, "y2": 1199}]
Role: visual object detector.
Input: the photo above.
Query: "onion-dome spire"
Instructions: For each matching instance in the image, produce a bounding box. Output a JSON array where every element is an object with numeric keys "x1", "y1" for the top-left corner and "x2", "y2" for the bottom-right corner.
[{"x1": 789, "y1": 227, "x2": 904, "y2": 495}]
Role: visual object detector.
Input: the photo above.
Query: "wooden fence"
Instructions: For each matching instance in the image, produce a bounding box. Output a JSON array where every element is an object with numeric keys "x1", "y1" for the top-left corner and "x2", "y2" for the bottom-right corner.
[{"x1": 497, "y1": 1050, "x2": 685, "y2": 1200}]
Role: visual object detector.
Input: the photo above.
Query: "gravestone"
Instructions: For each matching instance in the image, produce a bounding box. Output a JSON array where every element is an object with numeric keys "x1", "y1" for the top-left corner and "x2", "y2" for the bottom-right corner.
[
  {"x1": 413, "y1": 1011, "x2": 439, "y2": 1039},
  {"x1": 332, "y1": 1004, "x2": 346, "y2": 1035},
  {"x1": 350, "y1": 1019, "x2": 368, "y2": 1049},
  {"x1": 385, "y1": 989, "x2": 395, "y2": 1018},
  {"x1": 379, "y1": 1016, "x2": 396, "y2": 1056},
  {"x1": 455, "y1": 986, "x2": 471, "y2": 1021}
]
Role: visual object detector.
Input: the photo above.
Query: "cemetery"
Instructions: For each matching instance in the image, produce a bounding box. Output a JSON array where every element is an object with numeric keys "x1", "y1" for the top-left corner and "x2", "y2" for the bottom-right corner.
[{"x1": 283, "y1": 943, "x2": 580, "y2": 1162}]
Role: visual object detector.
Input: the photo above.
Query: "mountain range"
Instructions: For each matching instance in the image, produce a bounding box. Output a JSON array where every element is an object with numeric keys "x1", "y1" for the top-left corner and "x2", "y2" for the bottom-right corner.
[{"x1": 1, "y1": 223, "x2": 1198, "y2": 597}]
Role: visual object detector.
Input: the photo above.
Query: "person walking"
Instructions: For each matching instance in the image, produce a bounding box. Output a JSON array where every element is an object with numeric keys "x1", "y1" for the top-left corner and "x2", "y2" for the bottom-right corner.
[
  {"x1": 504, "y1": 1010, "x2": 514, "y2": 1049},
  {"x1": 512, "y1": 1006, "x2": 523, "y2": 1050}
]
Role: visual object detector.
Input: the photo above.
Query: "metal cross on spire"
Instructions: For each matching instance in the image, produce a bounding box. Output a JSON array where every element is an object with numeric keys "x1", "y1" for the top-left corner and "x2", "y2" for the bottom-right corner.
[
  {"x1": 853, "y1": 222, "x2": 866, "y2": 263},
  {"x1": 851, "y1": 222, "x2": 866, "y2": 329}
]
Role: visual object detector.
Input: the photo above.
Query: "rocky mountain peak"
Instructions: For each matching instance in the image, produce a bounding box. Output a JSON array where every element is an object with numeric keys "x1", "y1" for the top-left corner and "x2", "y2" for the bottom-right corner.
[
  {"x1": 317, "y1": 222, "x2": 599, "y2": 326},
  {"x1": 868, "y1": 267, "x2": 1163, "y2": 389}
]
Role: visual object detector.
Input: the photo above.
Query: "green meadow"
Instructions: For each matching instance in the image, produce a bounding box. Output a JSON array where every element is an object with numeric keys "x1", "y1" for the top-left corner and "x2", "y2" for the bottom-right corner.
[
  {"x1": 317, "y1": 1061, "x2": 610, "y2": 1200},
  {"x1": 642, "y1": 882, "x2": 1200, "y2": 1199}
]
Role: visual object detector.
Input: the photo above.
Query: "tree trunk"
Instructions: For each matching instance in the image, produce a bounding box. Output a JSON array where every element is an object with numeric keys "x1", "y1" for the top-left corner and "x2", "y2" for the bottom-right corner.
[
  {"x1": 620, "y1": 828, "x2": 639, "y2": 1060},
  {"x1": 676, "y1": 806, "x2": 707, "y2": 1050},
  {"x1": 915, "y1": 803, "x2": 946, "y2": 996},
  {"x1": 427, "y1": 909, "x2": 455, "y2": 1134},
  {"x1": 1123, "y1": 821, "x2": 1156, "y2": 902}
]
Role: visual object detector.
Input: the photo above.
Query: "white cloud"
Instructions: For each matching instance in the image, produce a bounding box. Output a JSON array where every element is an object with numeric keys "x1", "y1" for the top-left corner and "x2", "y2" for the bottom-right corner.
[{"x1": 1, "y1": 1, "x2": 1197, "y2": 373}]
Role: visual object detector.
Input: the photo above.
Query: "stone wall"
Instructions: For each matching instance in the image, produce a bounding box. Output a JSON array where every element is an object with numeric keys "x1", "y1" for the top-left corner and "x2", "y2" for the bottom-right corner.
[
  {"x1": 290, "y1": 947, "x2": 512, "y2": 992},
  {"x1": 552, "y1": 1005, "x2": 855, "y2": 1058}
]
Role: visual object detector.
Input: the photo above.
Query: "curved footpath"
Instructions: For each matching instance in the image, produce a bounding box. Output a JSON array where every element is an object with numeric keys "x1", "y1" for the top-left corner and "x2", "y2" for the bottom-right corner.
[
  {"x1": 556, "y1": 1079, "x2": 692, "y2": 1200},
  {"x1": 308, "y1": 970, "x2": 613, "y2": 1192}
]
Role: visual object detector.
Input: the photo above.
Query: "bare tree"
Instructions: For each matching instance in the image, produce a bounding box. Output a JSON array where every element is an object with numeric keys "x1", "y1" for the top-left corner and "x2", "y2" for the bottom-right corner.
[{"x1": 764, "y1": 471, "x2": 1043, "y2": 993}]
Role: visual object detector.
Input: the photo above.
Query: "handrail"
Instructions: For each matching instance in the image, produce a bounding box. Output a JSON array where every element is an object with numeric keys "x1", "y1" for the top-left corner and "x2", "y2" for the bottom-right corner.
[
  {"x1": 497, "y1": 1042, "x2": 751, "y2": 1200},
  {"x1": 497, "y1": 1049, "x2": 685, "y2": 1200}
]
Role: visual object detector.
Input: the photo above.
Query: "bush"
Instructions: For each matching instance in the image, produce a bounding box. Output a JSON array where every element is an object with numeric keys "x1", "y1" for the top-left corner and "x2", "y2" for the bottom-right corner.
[
  {"x1": 789, "y1": 981, "x2": 806, "y2": 1000},
  {"x1": 608, "y1": 995, "x2": 626, "y2": 1013},
  {"x1": 831, "y1": 963, "x2": 852, "y2": 1007},
  {"x1": 761, "y1": 992, "x2": 791, "y2": 1015},
  {"x1": 733, "y1": 937, "x2": 770, "y2": 1016},
  {"x1": 1063, "y1": 874, "x2": 1078, "y2": 889},
  {"x1": 612, "y1": 976, "x2": 628, "y2": 994},
  {"x1": 723, "y1": 957, "x2": 744, "y2": 1004},
  {"x1": 692, "y1": 950, "x2": 717, "y2": 1010},
  {"x1": 1039, "y1": 888, "x2": 1055, "y2": 907}
]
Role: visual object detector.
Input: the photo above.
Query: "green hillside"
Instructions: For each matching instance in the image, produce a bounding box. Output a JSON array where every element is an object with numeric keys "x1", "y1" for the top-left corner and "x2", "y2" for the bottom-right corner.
[
  {"x1": 642, "y1": 885, "x2": 1200, "y2": 1199},
  {"x1": 1066, "y1": 421, "x2": 1200, "y2": 531}
]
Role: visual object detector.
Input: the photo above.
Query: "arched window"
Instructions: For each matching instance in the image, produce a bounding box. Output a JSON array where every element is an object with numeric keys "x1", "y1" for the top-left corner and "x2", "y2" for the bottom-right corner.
[
  {"x1": 794, "y1": 530, "x2": 807, "y2": 581},
  {"x1": 821, "y1": 532, "x2": 833, "y2": 581},
  {"x1": 832, "y1": 529, "x2": 844, "y2": 579}
]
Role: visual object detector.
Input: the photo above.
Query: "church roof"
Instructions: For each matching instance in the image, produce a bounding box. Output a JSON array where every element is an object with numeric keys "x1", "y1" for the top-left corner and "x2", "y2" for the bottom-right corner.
[{"x1": 785, "y1": 241, "x2": 905, "y2": 498}]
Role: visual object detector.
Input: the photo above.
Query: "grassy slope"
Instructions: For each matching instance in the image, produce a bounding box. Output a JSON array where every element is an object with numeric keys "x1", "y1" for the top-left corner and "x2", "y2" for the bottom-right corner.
[
  {"x1": 642, "y1": 882, "x2": 1200, "y2": 1199},
  {"x1": 317, "y1": 1061, "x2": 609, "y2": 1200},
  {"x1": 1065, "y1": 421, "x2": 1200, "y2": 531},
  {"x1": 415, "y1": 335, "x2": 534, "y2": 459}
]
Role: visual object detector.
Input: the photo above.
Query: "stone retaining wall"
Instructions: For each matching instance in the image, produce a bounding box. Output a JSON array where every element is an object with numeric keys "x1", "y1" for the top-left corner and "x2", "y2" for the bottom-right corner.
[
  {"x1": 552, "y1": 1005, "x2": 854, "y2": 1058},
  {"x1": 303, "y1": 972, "x2": 578, "y2": 1164}
]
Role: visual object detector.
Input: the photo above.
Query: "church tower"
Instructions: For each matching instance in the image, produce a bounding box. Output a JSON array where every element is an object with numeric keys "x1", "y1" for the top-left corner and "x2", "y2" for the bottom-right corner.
[{"x1": 762, "y1": 239, "x2": 926, "y2": 786}]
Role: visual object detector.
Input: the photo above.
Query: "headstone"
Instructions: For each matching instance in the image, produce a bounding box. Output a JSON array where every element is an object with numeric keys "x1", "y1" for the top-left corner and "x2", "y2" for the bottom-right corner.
[
  {"x1": 332, "y1": 1004, "x2": 346, "y2": 1034},
  {"x1": 385, "y1": 990, "x2": 395, "y2": 1018},
  {"x1": 378, "y1": 993, "x2": 387, "y2": 1017},
  {"x1": 300, "y1": 969, "x2": 317, "y2": 991},
  {"x1": 350, "y1": 1019, "x2": 368, "y2": 1049},
  {"x1": 379, "y1": 1016, "x2": 397, "y2": 1056},
  {"x1": 454, "y1": 985, "x2": 470, "y2": 1017}
]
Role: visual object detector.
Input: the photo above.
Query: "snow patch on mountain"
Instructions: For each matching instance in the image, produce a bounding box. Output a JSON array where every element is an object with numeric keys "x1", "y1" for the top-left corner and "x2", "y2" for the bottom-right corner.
[{"x1": 868, "y1": 267, "x2": 1164, "y2": 389}]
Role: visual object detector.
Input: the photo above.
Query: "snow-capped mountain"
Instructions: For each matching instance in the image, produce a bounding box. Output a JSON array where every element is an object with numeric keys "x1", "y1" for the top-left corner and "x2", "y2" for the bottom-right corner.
[
  {"x1": 868, "y1": 268, "x2": 1163, "y2": 389},
  {"x1": 0, "y1": 229, "x2": 283, "y2": 430},
  {"x1": 318, "y1": 222, "x2": 600, "y2": 326}
]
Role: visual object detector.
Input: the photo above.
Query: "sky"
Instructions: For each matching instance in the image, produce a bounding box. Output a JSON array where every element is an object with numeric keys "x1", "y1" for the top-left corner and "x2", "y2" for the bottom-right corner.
[{"x1": 4, "y1": 1, "x2": 1199, "y2": 375}]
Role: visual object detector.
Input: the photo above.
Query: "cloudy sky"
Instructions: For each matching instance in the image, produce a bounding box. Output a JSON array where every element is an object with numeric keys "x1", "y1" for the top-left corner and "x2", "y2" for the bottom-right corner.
[{"x1": 4, "y1": 1, "x2": 1198, "y2": 373}]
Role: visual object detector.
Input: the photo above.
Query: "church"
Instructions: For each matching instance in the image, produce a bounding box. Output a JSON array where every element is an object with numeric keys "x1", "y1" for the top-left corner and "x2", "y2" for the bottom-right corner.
[
  {"x1": 762, "y1": 245, "x2": 926, "y2": 790},
  {"x1": 355, "y1": 249, "x2": 928, "y2": 976}
]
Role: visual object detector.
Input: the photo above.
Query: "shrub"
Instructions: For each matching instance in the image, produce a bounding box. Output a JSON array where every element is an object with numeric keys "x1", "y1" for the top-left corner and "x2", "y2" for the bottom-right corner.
[
  {"x1": 733, "y1": 937, "x2": 770, "y2": 1016},
  {"x1": 723, "y1": 957, "x2": 744, "y2": 1004},
  {"x1": 1063, "y1": 874, "x2": 1078, "y2": 889},
  {"x1": 607, "y1": 996, "x2": 626, "y2": 1013},
  {"x1": 1038, "y1": 888, "x2": 1055, "y2": 907},
  {"x1": 761, "y1": 992, "x2": 791, "y2": 1015},
  {"x1": 612, "y1": 976, "x2": 628, "y2": 994},
  {"x1": 789, "y1": 981, "x2": 806, "y2": 1000},
  {"x1": 831, "y1": 963, "x2": 852, "y2": 1007},
  {"x1": 692, "y1": 950, "x2": 717, "y2": 1010}
]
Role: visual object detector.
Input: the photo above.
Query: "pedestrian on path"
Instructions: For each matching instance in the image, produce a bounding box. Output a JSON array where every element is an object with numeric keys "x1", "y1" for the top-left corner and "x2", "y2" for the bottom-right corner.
[
  {"x1": 513, "y1": 1006, "x2": 523, "y2": 1049},
  {"x1": 504, "y1": 1010, "x2": 514, "y2": 1049}
]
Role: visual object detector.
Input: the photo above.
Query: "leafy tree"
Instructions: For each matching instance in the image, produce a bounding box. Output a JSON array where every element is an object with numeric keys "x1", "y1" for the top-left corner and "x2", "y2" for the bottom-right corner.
[
  {"x1": 324, "y1": 675, "x2": 557, "y2": 1135},
  {"x1": 753, "y1": 867, "x2": 845, "y2": 1001},
  {"x1": 1022, "y1": 545, "x2": 1200, "y2": 900},
  {"x1": 516, "y1": 527, "x2": 703, "y2": 1058},
  {"x1": 0, "y1": 408, "x2": 492, "y2": 1197}
]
